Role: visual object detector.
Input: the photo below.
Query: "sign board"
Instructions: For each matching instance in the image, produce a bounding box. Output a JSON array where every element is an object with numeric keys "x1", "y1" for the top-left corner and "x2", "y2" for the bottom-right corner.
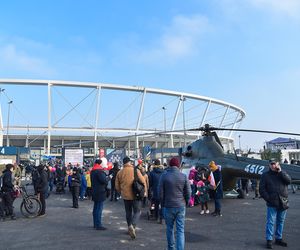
[
  {"x1": 0, "y1": 159, "x2": 13, "y2": 165},
  {"x1": 0, "y1": 147, "x2": 18, "y2": 155},
  {"x1": 106, "y1": 148, "x2": 125, "y2": 164},
  {"x1": 63, "y1": 148, "x2": 84, "y2": 167}
]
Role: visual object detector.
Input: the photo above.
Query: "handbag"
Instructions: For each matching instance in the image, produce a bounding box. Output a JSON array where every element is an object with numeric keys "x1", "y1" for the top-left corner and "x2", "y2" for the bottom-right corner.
[
  {"x1": 132, "y1": 168, "x2": 145, "y2": 200},
  {"x1": 279, "y1": 195, "x2": 289, "y2": 210}
]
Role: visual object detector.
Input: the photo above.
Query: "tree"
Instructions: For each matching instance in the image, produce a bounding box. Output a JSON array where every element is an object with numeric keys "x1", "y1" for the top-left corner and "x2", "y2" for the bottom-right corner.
[{"x1": 261, "y1": 149, "x2": 282, "y2": 162}]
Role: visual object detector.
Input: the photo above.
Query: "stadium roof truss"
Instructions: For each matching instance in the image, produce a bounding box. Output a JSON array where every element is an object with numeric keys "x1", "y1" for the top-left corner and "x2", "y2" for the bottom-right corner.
[{"x1": 0, "y1": 79, "x2": 246, "y2": 156}]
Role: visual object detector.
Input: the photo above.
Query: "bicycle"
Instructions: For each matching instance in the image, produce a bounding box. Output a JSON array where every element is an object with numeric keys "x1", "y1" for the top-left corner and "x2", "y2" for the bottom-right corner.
[{"x1": 14, "y1": 184, "x2": 42, "y2": 218}]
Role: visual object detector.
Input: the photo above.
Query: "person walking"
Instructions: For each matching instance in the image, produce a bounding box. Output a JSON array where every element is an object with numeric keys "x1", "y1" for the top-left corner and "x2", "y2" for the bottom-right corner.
[
  {"x1": 109, "y1": 162, "x2": 120, "y2": 201},
  {"x1": 115, "y1": 156, "x2": 146, "y2": 239},
  {"x1": 259, "y1": 159, "x2": 291, "y2": 249},
  {"x1": 209, "y1": 161, "x2": 223, "y2": 216},
  {"x1": 1, "y1": 164, "x2": 16, "y2": 220},
  {"x1": 149, "y1": 159, "x2": 164, "y2": 224},
  {"x1": 136, "y1": 159, "x2": 149, "y2": 208},
  {"x1": 159, "y1": 157, "x2": 191, "y2": 250},
  {"x1": 80, "y1": 170, "x2": 87, "y2": 200},
  {"x1": 71, "y1": 167, "x2": 81, "y2": 208},
  {"x1": 36, "y1": 164, "x2": 49, "y2": 217},
  {"x1": 91, "y1": 159, "x2": 110, "y2": 230}
]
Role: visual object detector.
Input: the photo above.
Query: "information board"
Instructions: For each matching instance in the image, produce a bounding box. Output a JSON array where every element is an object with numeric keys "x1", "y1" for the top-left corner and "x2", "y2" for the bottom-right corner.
[{"x1": 63, "y1": 148, "x2": 84, "y2": 167}]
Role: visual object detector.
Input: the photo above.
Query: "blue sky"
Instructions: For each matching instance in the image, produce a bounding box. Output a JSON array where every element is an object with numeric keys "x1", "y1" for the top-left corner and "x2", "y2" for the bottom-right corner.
[{"x1": 0, "y1": 0, "x2": 299, "y2": 150}]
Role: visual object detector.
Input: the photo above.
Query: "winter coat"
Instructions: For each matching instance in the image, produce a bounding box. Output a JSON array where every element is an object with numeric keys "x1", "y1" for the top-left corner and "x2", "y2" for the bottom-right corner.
[
  {"x1": 196, "y1": 181, "x2": 210, "y2": 203},
  {"x1": 259, "y1": 169, "x2": 291, "y2": 209},
  {"x1": 188, "y1": 168, "x2": 198, "y2": 185},
  {"x1": 81, "y1": 174, "x2": 87, "y2": 189},
  {"x1": 1, "y1": 169, "x2": 14, "y2": 192},
  {"x1": 91, "y1": 169, "x2": 109, "y2": 202},
  {"x1": 109, "y1": 166, "x2": 120, "y2": 183},
  {"x1": 115, "y1": 163, "x2": 146, "y2": 200},
  {"x1": 71, "y1": 172, "x2": 81, "y2": 187},
  {"x1": 136, "y1": 165, "x2": 149, "y2": 197},
  {"x1": 210, "y1": 169, "x2": 223, "y2": 199},
  {"x1": 36, "y1": 169, "x2": 49, "y2": 193},
  {"x1": 159, "y1": 166, "x2": 191, "y2": 208},
  {"x1": 86, "y1": 173, "x2": 91, "y2": 188},
  {"x1": 149, "y1": 166, "x2": 164, "y2": 200}
]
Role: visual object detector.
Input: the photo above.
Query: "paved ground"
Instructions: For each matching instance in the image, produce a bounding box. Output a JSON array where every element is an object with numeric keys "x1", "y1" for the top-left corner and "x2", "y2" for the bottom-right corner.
[{"x1": 0, "y1": 186, "x2": 299, "y2": 250}]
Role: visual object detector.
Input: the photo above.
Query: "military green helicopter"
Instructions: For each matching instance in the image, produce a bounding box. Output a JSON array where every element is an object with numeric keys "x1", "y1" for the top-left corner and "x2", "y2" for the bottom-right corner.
[{"x1": 179, "y1": 124, "x2": 300, "y2": 196}]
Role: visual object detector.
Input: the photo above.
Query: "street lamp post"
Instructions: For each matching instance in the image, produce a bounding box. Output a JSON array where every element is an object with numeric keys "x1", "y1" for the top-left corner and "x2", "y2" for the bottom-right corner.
[
  {"x1": 0, "y1": 88, "x2": 5, "y2": 147},
  {"x1": 182, "y1": 97, "x2": 186, "y2": 146},
  {"x1": 6, "y1": 100, "x2": 13, "y2": 147},
  {"x1": 238, "y1": 135, "x2": 241, "y2": 151},
  {"x1": 162, "y1": 107, "x2": 167, "y2": 147}
]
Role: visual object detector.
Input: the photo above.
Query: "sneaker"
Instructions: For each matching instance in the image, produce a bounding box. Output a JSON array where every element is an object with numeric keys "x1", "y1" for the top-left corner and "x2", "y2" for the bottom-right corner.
[
  {"x1": 205, "y1": 209, "x2": 210, "y2": 214},
  {"x1": 96, "y1": 226, "x2": 107, "y2": 230},
  {"x1": 275, "y1": 239, "x2": 287, "y2": 247},
  {"x1": 266, "y1": 240, "x2": 273, "y2": 249},
  {"x1": 128, "y1": 225, "x2": 136, "y2": 239},
  {"x1": 200, "y1": 210, "x2": 205, "y2": 215}
]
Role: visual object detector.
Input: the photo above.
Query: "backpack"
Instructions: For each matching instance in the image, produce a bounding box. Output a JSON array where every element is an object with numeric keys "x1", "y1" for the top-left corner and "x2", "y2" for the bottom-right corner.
[
  {"x1": 32, "y1": 168, "x2": 40, "y2": 183},
  {"x1": 132, "y1": 168, "x2": 145, "y2": 200}
]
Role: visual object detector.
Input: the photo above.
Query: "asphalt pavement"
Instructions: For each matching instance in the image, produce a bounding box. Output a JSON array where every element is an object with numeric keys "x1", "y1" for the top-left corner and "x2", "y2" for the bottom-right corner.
[{"x1": 0, "y1": 186, "x2": 299, "y2": 250}]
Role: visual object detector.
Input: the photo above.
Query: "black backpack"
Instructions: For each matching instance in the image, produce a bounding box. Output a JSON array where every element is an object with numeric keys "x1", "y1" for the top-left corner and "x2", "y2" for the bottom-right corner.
[
  {"x1": 32, "y1": 168, "x2": 40, "y2": 183},
  {"x1": 132, "y1": 168, "x2": 145, "y2": 200}
]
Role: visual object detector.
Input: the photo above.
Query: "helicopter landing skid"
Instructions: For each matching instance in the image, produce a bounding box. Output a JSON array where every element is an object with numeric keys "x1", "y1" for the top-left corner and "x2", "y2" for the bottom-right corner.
[{"x1": 224, "y1": 189, "x2": 239, "y2": 199}]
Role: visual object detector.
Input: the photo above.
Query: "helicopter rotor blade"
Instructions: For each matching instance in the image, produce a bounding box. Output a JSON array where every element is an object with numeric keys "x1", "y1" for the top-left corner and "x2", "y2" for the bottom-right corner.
[{"x1": 202, "y1": 127, "x2": 300, "y2": 137}]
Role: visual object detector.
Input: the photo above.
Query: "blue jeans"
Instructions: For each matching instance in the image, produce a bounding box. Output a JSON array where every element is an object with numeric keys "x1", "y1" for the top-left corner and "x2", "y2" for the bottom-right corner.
[
  {"x1": 93, "y1": 201, "x2": 104, "y2": 228},
  {"x1": 80, "y1": 186, "x2": 87, "y2": 199},
  {"x1": 164, "y1": 207, "x2": 186, "y2": 250},
  {"x1": 266, "y1": 206, "x2": 287, "y2": 241},
  {"x1": 215, "y1": 198, "x2": 221, "y2": 212}
]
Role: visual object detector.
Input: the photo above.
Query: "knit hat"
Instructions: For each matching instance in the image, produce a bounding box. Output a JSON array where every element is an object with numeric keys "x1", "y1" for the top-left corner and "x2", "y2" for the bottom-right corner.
[
  {"x1": 209, "y1": 161, "x2": 218, "y2": 171},
  {"x1": 138, "y1": 159, "x2": 143, "y2": 165},
  {"x1": 169, "y1": 157, "x2": 180, "y2": 167}
]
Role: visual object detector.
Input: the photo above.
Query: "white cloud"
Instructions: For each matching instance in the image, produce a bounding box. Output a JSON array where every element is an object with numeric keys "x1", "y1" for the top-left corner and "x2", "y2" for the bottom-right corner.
[
  {"x1": 133, "y1": 15, "x2": 210, "y2": 64},
  {"x1": 249, "y1": 0, "x2": 300, "y2": 19},
  {"x1": 0, "y1": 40, "x2": 56, "y2": 76}
]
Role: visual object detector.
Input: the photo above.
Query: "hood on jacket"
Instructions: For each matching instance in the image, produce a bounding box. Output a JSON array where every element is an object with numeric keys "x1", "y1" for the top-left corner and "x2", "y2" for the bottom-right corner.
[
  {"x1": 92, "y1": 163, "x2": 103, "y2": 171},
  {"x1": 153, "y1": 166, "x2": 164, "y2": 173}
]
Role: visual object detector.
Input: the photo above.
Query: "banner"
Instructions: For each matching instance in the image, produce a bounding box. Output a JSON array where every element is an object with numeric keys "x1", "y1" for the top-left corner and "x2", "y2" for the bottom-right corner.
[{"x1": 106, "y1": 148, "x2": 125, "y2": 164}]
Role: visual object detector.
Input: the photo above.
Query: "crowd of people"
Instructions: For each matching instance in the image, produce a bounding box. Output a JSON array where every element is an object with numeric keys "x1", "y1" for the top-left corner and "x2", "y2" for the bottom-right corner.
[{"x1": 0, "y1": 156, "x2": 293, "y2": 250}]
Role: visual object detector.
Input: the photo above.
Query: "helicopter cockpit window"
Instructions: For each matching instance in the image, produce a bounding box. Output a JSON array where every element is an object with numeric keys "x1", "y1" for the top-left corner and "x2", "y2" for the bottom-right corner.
[{"x1": 182, "y1": 145, "x2": 193, "y2": 157}]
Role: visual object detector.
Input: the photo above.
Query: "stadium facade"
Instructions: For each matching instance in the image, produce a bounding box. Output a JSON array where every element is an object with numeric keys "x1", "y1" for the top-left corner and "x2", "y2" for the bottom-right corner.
[{"x1": 0, "y1": 79, "x2": 245, "y2": 159}]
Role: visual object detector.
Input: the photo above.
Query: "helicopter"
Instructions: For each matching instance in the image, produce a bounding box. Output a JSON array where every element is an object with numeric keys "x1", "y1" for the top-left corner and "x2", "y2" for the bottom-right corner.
[{"x1": 178, "y1": 124, "x2": 300, "y2": 196}]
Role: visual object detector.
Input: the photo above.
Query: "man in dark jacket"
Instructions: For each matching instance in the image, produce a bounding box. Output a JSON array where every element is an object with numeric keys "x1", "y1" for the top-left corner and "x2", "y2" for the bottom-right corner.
[
  {"x1": 109, "y1": 162, "x2": 120, "y2": 201},
  {"x1": 149, "y1": 159, "x2": 164, "y2": 223},
  {"x1": 159, "y1": 157, "x2": 191, "y2": 250},
  {"x1": 259, "y1": 160, "x2": 291, "y2": 249},
  {"x1": 1, "y1": 164, "x2": 16, "y2": 220},
  {"x1": 91, "y1": 159, "x2": 110, "y2": 230},
  {"x1": 71, "y1": 167, "x2": 81, "y2": 208},
  {"x1": 36, "y1": 164, "x2": 49, "y2": 216}
]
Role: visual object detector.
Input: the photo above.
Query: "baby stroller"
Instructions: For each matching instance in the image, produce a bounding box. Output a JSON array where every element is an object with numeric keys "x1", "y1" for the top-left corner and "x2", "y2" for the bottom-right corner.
[
  {"x1": 55, "y1": 178, "x2": 65, "y2": 194},
  {"x1": 146, "y1": 201, "x2": 156, "y2": 220},
  {"x1": 147, "y1": 199, "x2": 163, "y2": 223}
]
